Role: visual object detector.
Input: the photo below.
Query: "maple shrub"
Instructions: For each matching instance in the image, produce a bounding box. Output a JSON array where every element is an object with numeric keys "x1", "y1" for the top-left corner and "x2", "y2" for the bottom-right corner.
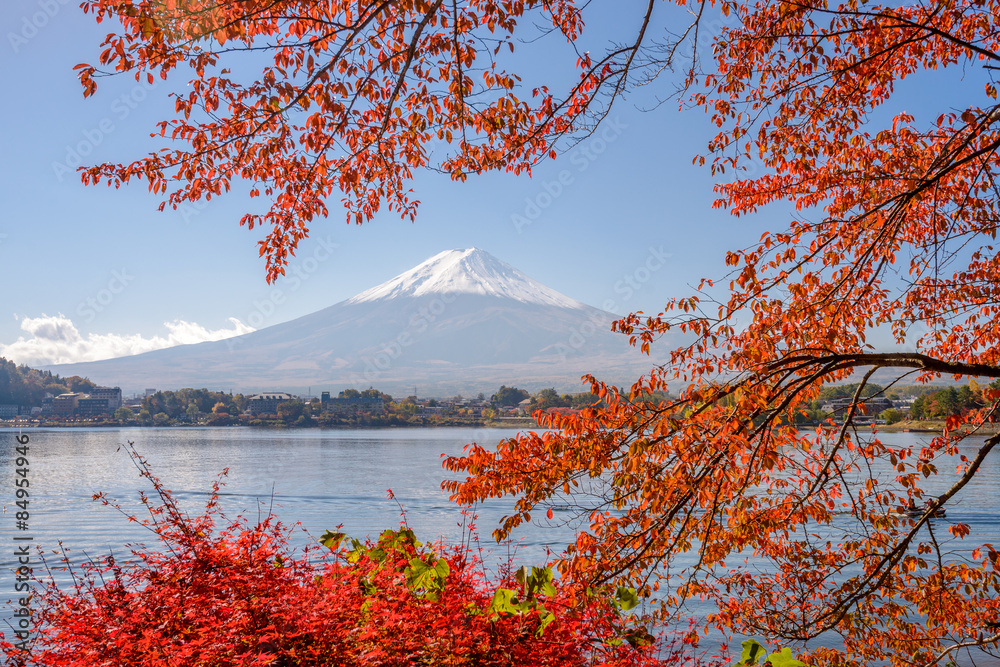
[
  {"x1": 75, "y1": 0, "x2": 1000, "y2": 664},
  {"x1": 1, "y1": 446, "x2": 701, "y2": 667}
]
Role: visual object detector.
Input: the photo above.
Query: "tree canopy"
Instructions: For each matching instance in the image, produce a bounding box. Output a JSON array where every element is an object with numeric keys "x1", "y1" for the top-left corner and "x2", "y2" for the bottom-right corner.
[
  {"x1": 76, "y1": 0, "x2": 598, "y2": 281},
  {"x1": 0, "y1": 357, "x2": 76, "y2": 406},
  {"x1": 76, "y1": 0, "x2": 1000, "y2": 664},
  {"x1": 491, "y1": 385, "x2": 530, "y2": 408}
]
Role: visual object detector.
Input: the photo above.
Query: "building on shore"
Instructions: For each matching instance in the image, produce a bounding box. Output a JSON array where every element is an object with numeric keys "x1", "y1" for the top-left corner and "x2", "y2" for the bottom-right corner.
[
  {"x1": 38, "y1": 386, "x2": 124, "y2": 418},
  {"x1": 821, "y1": 396, "x2": 894, "y2": 420},
  {"x1": 320, "y1": 392, "x2": 385, "y2": 415},
  {"x1": 0, "y1": 405, "x2": 37, "y2": 420},
  {"x1": 77, "y1": 397, "x2": 112, "y2": 417},
  {"x1": 90, "y1": 386, "x2": 123, "y2": 411},
  {"x1": 248, "y1": 392, "x2": 297, "y2": 416},
  {"x1": 51, "y1": 393, "x2": 82, "y2": 416}
]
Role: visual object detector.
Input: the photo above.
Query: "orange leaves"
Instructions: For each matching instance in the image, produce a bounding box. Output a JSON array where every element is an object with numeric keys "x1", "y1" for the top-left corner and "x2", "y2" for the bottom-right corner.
[
  {"x1": 75, "y1": 0, "x2": 603, "y2": 281},
  {"x1": 950, "y1": 523, "x2": 972, "y2": 540},
  {"x1": 72, "y1": 1, "x2": 1000, "y2": 661},
  {"x1": 72, "y1": 63, "x2": 98, "y2": 98},
  {"x1": 448, "y1": 331, "x2": 1000, "y2": 662}
]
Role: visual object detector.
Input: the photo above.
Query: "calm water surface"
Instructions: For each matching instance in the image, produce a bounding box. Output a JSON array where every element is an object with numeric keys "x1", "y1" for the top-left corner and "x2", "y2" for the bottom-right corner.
[
  {"x1": 0, "y1": 427, "x2": 573, "y2": 577},
  {"x1": 3, "y1": 426, "x2": 1000, "y2": 663}
]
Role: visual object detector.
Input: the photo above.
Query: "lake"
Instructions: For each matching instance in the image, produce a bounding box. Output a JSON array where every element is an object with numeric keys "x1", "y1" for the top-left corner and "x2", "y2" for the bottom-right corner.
[
  {"x1": 0, "y1": 427, "x2": 577, "y2": 578},
  {"x1": 2, "y1": 426, "x2": 1000, "y2": 663}
]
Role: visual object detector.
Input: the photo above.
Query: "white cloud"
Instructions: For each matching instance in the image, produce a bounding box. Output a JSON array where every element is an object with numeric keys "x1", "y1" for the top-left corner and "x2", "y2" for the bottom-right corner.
[{"x1": 0, "y1": 314, "x2": 255, "y2": 366}]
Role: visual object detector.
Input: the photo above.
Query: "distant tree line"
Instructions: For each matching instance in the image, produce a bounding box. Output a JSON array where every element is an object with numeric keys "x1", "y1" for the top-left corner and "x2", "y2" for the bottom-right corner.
[
  {"x1": 138, "y1": 389, "x2": 249, "y2": 425},
  {"x1": 491, "y1": 385, "x2": 529, "y2": 407},
  {"x1": 906, "y1": 382, "x2": 991, "y2": 421},
  {"x1": 0, "y1": 365, "x2": 624, "y2": 428},
  {"x1": 336, "y1": 388, "x2": 388, "y2": 400},
  {"x1": 488, "y1": 385, "x2": 604, "y2": 413},
  {"x1": 529, "y1": 388, "x2": 602, "y2": 411},
  {"x1": 786, "y1": 380, "x2": 1000, "y2": 425}
]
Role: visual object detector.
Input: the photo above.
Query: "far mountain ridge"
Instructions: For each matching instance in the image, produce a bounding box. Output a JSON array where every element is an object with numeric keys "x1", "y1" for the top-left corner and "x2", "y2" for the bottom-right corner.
[{"x1": 46, "y1": 249, "x2": 656, "y2": 395}]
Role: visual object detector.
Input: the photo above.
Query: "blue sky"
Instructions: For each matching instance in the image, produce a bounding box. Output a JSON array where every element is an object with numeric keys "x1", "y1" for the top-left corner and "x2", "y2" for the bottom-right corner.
[{"x1": 0, "y1": 0, "x2": 971, "y2": 368}]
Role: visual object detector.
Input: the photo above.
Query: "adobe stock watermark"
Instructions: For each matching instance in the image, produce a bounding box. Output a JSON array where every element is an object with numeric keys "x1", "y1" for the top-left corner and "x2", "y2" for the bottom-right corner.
[
  {"x1": 351, "y1": 293, "x2": 457, "y2": 383},
  {"x1": 225, "y1": 236, "x2": 340, "y2": 349},
  {"x1": 720, "y1": 152, "x2": 765, "y2": 187},
  {"x1": 156, "y1": 189, "x2": 213, "y2": 225},
  {"x1": 51, "y1": 77, "x2": 164, "y2": 183},
  {"x1": 76, "y1": 269, "x2": 135, "y2": 324},
  {"x1": 552, "y1": 311, "x2": 617, "y2": 363},
  {"x1": 7, "y1": 0, "x2": 72, "y2": 54},
  {"x1": 554, "y1": 245, "x2": 672, "y2": 361},
  {"x1": 511, "y1": 118, "x2": 628, "y2": 234},
  {"x1": 606, "y1": 245, "x2": 672, "y2": 309},
  {"x1": 177, "y1": 198, "x2": 210, "y2": 224}
]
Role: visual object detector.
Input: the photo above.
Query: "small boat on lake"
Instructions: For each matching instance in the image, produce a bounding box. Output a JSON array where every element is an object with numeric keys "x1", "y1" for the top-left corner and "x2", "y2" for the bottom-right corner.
[{"x1": 897, "y1": 499, "x2": 946, "y2": 519}]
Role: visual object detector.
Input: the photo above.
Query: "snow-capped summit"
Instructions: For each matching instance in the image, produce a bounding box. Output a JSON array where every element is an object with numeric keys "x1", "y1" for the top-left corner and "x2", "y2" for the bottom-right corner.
[{"x1": 347, "y1": 248, "x2": 585, "y2": 309}]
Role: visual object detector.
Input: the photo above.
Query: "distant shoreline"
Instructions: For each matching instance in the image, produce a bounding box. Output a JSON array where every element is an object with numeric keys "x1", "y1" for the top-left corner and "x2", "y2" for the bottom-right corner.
[
  {"x1": 856, "y1": 420, "x2": 1000, "y2": 435},
  {"x1": 14, "y1": 418, "x2": 999, "y2": 436},
  {"x1": 2, "y1": 417, "x2": 541, "y2": 430}
]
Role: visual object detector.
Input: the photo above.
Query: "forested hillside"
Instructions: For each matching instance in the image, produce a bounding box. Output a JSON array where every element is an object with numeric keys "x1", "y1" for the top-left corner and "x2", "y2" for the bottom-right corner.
[{"x1": 0, "y1": 357, "x2": 91, "y2": 406}]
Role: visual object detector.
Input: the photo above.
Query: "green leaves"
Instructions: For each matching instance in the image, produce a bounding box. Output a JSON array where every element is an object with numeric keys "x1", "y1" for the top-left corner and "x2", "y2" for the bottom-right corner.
[
  {"x1": 404, "y1": 556, "x2": 450, "y2": 600},
  {"x1": 730, "y1": 639, "x2": 806, "y2": 667},
  {"x1": 489, "y1": 566, "x2": 561, "y2": 637},
  {"x1": 732, "y1": 638, "x2": 767, "y2": 667},
  {"x1": 515, "y1": 565, "x2": 558, "y2": 599},
  {"x1": 490, "y1": 566, "x2": 558, "y2": 616},
  {"x1": 536, "y1": 606, "x2": 556, "y2": 635},
  {"x1": 614, "y1": 585, "x2": 640, "y2": 611},
  {"x1": 490, "y1": 587, "x2": 521, "y2": 615},
  {"x1": 319, "y1": 530, "x2": 346, "y2": 550},
  {"x1": 489, "y1": 587, "x2": 558, "y2": 637},
  {"x1": 767, "y1": 647, "x2": 807, "y2": 667},
  {"x1": 324, "y1": 526, "x2": 453, "y2": 601},
  {"x1": 339, "y1": 527, "x2": 422, "y2": 565},
  {"x1": 318, "y1": 529, "x2": 655, "y2": 646}
]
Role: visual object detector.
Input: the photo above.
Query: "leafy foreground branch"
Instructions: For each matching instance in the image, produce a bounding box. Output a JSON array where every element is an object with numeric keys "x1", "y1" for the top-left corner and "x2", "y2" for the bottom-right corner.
[
  {"x1": 445, "y1": 360, "x2": 1000, "y2": 666},
  {"x1": 1, "y1": 445, "x2": 713, "y2": 667}
]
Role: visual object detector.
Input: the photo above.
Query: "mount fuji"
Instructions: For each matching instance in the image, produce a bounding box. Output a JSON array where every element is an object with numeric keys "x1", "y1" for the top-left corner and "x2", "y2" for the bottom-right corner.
[{"x1": 46, "y1": 249, "x2": 657, "y2": 395}]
